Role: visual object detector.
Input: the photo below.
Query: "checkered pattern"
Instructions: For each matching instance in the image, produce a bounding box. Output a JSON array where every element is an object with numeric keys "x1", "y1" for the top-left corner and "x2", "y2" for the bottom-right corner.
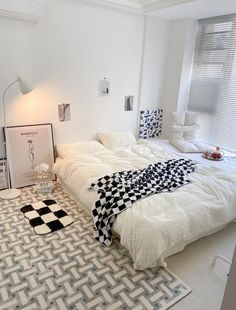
[
  {"x1": 139, "y1": 109, "x2": 163, "y2": 139},
  {"x1": 20, "y1": 199, "x2": 74, "y2": 235},
  {"x1": 91, "y1": 158, "x2": 196, "y2": 246}
]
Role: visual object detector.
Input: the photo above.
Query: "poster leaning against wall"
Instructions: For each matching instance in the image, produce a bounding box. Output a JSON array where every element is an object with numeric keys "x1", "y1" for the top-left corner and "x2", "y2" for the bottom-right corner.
[
  {"x1": 0, "y1": 159, "x2": 7, "y2": 190},
  {"x1": 5, "y1": 124, "x2": 55, "y2": 188}
]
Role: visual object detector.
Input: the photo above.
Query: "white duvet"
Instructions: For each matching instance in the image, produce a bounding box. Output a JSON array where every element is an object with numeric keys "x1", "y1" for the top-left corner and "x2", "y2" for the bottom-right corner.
[{"x1": 53, "y1": 140, "x2": 236, "y2": 270}]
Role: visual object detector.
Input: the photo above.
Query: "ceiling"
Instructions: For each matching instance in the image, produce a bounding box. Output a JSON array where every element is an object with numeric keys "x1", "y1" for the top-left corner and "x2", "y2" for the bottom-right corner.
[
  {"x1": 88, "y1": 0, "x2": 236, "y2": 19},
  {"x1": 150, "y1": 0, "x2": 236, "y2": 20}
]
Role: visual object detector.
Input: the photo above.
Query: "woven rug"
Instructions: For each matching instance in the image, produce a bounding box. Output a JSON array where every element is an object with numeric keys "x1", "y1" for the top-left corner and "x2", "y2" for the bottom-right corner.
[{"x1": 0, "y1": 182, "x2": 191, "y2": 310}]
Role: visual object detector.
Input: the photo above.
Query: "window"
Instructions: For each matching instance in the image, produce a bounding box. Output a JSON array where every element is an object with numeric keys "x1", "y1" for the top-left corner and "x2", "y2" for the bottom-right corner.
[{"x1": 188, "y1": 14, "x2": 236, "y2": 152}]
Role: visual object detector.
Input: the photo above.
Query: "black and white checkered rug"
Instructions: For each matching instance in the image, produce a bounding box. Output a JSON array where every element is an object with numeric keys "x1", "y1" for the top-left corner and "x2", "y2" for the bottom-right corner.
[
  {"x1": 0, "y1": 183, "x2": 191, "y2": 309},
  {"x1": 20, "y1": 199, "x2": 74, "y2": 235}
]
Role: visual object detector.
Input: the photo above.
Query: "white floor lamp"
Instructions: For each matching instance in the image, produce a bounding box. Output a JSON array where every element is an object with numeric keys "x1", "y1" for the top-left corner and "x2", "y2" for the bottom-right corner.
[{"x1": 0, "y1": 76, "x2": 34, "y2": 200}]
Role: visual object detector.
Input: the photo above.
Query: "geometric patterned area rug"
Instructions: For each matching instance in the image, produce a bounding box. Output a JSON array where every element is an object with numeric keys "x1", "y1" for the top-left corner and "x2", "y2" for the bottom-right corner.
[
  {"x1": 0, "y1": 182, "x2": 191, "y2": 310},
  {"x1": 20, "y1": 199, "x2": 74, "y2": 235}
]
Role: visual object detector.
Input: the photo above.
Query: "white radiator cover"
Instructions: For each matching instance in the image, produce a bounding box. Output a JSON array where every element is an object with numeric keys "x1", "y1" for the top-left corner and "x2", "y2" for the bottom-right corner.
[{"x1": 0, "y1": 0, "x2": 42, "y2": 23}]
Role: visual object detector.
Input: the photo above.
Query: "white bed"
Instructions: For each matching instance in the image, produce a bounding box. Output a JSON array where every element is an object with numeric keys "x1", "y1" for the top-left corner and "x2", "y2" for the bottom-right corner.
[{"x1": 53, "y1": 139, "x2": 236, "y2": 270}]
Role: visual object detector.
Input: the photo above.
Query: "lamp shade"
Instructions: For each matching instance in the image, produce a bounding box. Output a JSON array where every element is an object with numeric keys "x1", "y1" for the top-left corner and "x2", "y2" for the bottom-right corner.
[{"x1": 17, "y1": 76, "x2": 34, "y2": 95}]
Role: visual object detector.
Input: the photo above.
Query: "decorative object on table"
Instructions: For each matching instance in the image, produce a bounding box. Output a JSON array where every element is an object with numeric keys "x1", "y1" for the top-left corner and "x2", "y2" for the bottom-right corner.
[
  {"x1": 124, "y1": 96, "x2": 134, "y2": 111},
  {"x1": 58, "y1": 103, "x2": 71, "y2": 122},
  {"x1": 99, "y1": 77, "x2": 110, "y2": 96},
  {"x1": 0, "y1": 76, "x2": 34, "y2": 200},
  {"x1": 170, "y1": 111, "x2": 214, "y2": 153},
  {"x1": 34, "y1": 162, "x2": 54, "y2": 194},
  {"x1": 139, "y1": 109, "x2": 163, "y2": 139},
  {"x1": 20, "y1": 199, "x2": 74, "y2": 235},
  {"x1": 0, "y1": 159, "x2": 7, "y2": 190},
  {"x1": 4, "y1": 124, "x2": 55, "y2": 189},
  {"x1": 202, "y1": 146, "x2": 224, "y2": 161}
]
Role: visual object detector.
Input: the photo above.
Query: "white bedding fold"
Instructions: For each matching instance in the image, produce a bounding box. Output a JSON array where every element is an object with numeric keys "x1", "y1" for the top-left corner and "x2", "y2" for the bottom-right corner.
[{"x1": 53, "y1": 140, "x2": 236, "y2": 270}]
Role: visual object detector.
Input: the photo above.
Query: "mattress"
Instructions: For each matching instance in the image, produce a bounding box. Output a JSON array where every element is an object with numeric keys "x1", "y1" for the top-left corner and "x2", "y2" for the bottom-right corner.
[{"x1": 53, "y1": 140, "x2": 236, "y2": 270}]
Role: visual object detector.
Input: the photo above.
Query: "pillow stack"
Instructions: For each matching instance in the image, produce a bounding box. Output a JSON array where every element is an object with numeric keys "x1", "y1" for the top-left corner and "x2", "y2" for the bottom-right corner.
[
  {"x1": 170, "y1": 112, "x2": 212, "y2": 153},
  {"x1": 56, "y1": 132, "x2": 137, "y2": 158}
]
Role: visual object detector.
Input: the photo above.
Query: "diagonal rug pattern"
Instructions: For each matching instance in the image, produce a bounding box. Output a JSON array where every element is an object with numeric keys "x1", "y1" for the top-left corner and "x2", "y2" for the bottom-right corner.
[{"x1": 0, "y1": 183, "x2": 191, "y2": 310}]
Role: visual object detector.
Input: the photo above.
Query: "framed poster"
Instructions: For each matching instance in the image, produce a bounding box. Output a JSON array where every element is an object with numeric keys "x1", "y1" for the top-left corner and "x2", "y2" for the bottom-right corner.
[
  {"x1": 0, "y1": 158, "x2": 7, "y2": 190},
  {"x1": 5, "y1": 124, "x2": 55, "y2": 188}
]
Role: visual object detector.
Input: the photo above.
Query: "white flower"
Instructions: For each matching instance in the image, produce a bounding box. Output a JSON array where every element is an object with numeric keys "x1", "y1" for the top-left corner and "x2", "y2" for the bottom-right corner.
[{"x1": 35, "y1": 162, "x2": 50, "y2": 176}]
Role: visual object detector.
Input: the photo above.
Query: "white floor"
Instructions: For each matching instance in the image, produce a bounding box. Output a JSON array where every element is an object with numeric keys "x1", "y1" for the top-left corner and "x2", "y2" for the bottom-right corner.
[{"x1": 166, "y1": 223, "x2": 236, "y2": 310}]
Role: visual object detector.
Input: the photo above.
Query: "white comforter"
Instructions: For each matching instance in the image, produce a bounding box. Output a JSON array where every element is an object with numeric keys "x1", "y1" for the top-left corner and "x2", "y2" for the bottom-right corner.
[{"x1": 53, "y1": 140, "x2": 236, "y2": 270}]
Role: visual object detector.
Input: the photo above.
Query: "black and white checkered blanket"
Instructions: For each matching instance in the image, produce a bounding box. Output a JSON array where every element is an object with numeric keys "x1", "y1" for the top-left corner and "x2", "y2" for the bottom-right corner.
[{"x1": 91, "y1": 158, "x2": 196, "y2": 246}]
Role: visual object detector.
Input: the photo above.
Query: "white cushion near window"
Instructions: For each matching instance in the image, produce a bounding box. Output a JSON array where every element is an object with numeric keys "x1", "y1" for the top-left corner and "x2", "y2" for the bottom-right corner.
[
  {"x1": 185, "y1": 111, "x2": 199, "y2": 126},
  {"x1": 170, "y1": 139, "x2": 199, "y2": 153},
  {"x1": 170, "y1": 112, "x2": 203, "y2": 153}
]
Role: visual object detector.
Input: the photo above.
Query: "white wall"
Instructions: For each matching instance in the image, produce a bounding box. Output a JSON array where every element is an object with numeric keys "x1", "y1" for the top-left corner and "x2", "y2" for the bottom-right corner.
[
  {"x1": 1, "y1": 1, "x2": 143, "y2": 147},
  {"x1": 139, "y1": 16, "x2": 169, "y2": 111},
  {"x1": 0, "y1": 0, "x2": 170, "y2": 159},
  {"x1": 161, "y1": 19, "x2": 198, "y2": 138},
  {"x1": 0, "y1": 18, "x2": 34, "y2": 157}
]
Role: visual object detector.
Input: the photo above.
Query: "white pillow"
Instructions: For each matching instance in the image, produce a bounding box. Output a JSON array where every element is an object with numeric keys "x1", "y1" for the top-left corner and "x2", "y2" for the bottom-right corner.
[
  {"x1": 193, "y1": 141, "x2": 215, "y2": 153},
  {"x1": 170, "y1": 139, "x2": 199, "y2": 153},
  {"x1": 185, "y1": 111, "x2": 199, "y2": 126},
  {"x1": 57, "y1": 141, "x2": 107, "y2": 158},
  {"x1": 97, "y1": 131, "x2": 137, "y2": 150},
  {"x1": 184, "y1": 129, "x2": 197, "y2": 142},
  {"x1": 172, "y1": 112, "x2": 185, "y2": 126}
]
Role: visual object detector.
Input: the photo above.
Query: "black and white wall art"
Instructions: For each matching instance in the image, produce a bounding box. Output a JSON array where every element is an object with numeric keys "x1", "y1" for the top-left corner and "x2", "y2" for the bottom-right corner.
[
  {"x1": 99, "y1": 78, "x2": 110, "y2": 96},
  {"x1": 139, "y1": 109, "x2": 163, "y2": 139},
  {"x1": 58, "y1": 103, "x2": 71, "y2": 122},
  {"x1": 124, "y1": 96, "x2": 134, "y2": 111}
]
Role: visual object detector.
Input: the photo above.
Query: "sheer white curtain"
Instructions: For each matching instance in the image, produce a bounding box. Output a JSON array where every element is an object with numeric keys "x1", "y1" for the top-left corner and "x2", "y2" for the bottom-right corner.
[{"x1": 188, "y1": 14, "x2": 236, "y2": 152}]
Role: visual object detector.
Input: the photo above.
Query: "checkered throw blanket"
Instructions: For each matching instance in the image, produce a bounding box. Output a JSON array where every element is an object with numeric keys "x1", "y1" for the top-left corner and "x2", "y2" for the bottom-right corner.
[{"x1": 91, "y1": 158, "x2": 196, "y2": 246}]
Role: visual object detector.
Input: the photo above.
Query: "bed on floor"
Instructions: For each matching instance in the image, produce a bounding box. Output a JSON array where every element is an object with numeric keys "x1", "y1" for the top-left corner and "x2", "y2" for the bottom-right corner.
[{"x1": 53, "y1": 135, "x2": 236, "y2": 270}]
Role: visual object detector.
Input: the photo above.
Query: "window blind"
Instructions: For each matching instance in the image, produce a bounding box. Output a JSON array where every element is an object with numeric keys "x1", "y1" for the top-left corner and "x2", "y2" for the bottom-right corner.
[{"x1": 188, "y1": 14, "x2": 236, "y2": 152}]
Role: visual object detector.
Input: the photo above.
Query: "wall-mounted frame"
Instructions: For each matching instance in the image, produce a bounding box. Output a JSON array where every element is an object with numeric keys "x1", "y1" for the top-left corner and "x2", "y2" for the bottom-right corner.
[
  {"x1": 99, "y1": 78, "x2": 110, "y2": 96},
  {"x1": 58, "y1": 103, "x2": 71, "y2": 122},
  {"x1": 124, "y1": 96, "x2": 134, "y2": 111},
  {"x1": 5, "y1": 123, "x2": 55, "y2": 188},
  {"x1": 0, "y1": 158, "x2": 7, "y2": 190}
]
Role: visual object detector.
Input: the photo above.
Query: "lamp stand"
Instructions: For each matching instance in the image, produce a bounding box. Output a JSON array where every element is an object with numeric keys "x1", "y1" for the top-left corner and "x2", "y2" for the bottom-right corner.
[
  {"x1": 0, "y1": 79, "x2": 21, "y2": 200},
  {"x1": 0, "y1": 188, "x2": 21, "y2": 200}
]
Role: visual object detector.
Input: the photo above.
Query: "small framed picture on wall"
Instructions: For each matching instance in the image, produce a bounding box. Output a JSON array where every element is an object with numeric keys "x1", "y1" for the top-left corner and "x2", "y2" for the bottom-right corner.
[
  {"x1": 5, "y1": 124, "x2": 55, "y2": 188},
  {"x1": 124, "y1": 96, "x2": 134, "y2": 111}
]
